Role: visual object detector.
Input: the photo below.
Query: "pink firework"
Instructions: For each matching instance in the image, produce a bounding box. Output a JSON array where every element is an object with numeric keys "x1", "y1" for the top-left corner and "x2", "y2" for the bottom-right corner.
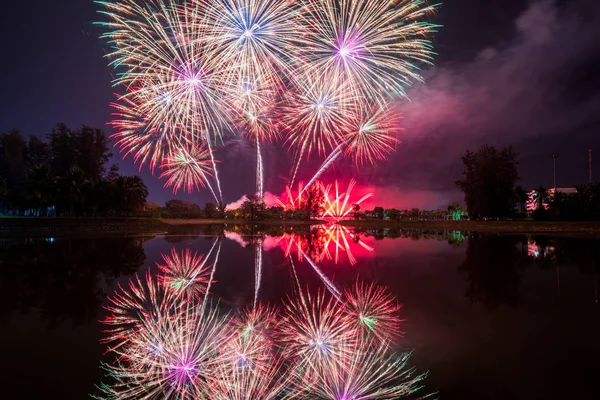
[
  {"x1": 212, "y1": 356, "x2": 292, "y2": 400},
  {"x1": 278, "y1": 289, "x2": 357, "y2": 379},
  {"x1": 344, "y1": 281, "x2": 404, "y2": 344},
  {"x1": 224, "y1": 304, "x2": 278, "y2": 374},
  {"x1": 343, "y1": 104, "x2": 400, "y2": 166},
  {"x1": 318, "y1": 224, "x2": 374, "y2": 266},
  {"x1": 101, "y1": 271, "x2": 174, "y2": 353},
  {"x1": 100, "y1": 297, "x2": 233, "y2": 399},
  {"x1": 157, "y1": 248, "x2": 213, "y2": 300},
  {"x1": 321, "y1": 179, "x2": 373, "y2": 219},
  {"x1": 311, "y1": 342, "x2": 427, "y2": 400},
  {"x1": 159, "y1": 144, "x2": 215, "y2": 194},
  {"x1": 282, "y1": 74, "x2": 355, "y2": 184}
]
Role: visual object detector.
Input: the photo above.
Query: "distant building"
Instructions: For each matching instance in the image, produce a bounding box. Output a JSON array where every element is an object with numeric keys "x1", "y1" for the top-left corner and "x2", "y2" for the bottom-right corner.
[{"x1": 527, "y1": 188, "x2": 577, "y2": 211}]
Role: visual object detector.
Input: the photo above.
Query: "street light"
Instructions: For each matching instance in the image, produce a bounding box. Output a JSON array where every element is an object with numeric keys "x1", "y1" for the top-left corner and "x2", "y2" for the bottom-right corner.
[{"x1": 552, "y1": 154, "x2": 558, "y2": 191}]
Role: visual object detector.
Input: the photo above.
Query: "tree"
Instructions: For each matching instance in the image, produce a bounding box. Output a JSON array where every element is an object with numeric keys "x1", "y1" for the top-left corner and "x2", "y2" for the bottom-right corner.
[
  {"x1": 0, "y1": 124, "x2": 150, "y2": 217},
  {"x1": 352, "y1": 203, "x2": 361, "y2": 220},
  {"x1": 373, "y1": 206, "x2": 385, "y2": 219},
  {"x1": 47, "y1": 123, "x2": 112, "y2": 181},
  {"x1": 574, "y1": 182, "x2": 600, "y2": 220},
  {"x1": 301, "y1": 184, "x2": 325, "y2": 219},
  {"x1": 386, "y1": 208, "x2": 400, "y2": 220},
  {"x1": 456, "y1": 145, "x2": 520, "y2": 219},
  {"x1": 75, "y1": 125, "x2": 112, "y2": 181},
  {"x1": 165, "y1": 199, "x2": 202, "y2": 218},
  {"x1": 514, "y1": 185, "x2": 528, "y2": 213},
  {"x1": 0, "y1": 130, "x2": 28, "y2": 190},
  {"x1": 447, "y1": 203, "x2": 467, "y2": 220},
  {"x1": 533, "y1": 186, "x2": 549, "y2": 210},
  {"x1": 241, "y1": 194, "x2": 266, "y2": 219},
  {"x1": 60, "y1": 166, "x2": 88, "y2": 216},
  {"x1": 113, "y1": 176, "x2": 149, "y2": 216},
  {"x1": 204, "y1": 202, "x2": 218, "y2": 218},
  {"x1": 27, "y1": 136, "x2": 51, "y2": 167},
  {"x1": 23, "y1": 165, "x2": 56, "y2": 216}
]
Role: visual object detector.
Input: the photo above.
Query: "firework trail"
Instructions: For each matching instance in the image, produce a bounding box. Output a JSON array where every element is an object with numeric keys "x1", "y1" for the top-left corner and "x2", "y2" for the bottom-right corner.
[
  {"x1": 297, "y1": 245, "x2": 342, "y2": 300},
  {"x1": 254, "y1": 238, "x2": 263, "y2": 308},
  {"x1": 197, "y1": 0, "x2": 297, "y2": 200},
  {"x1": 199, "y1": 0, "x2": 303, "y2": 94},
  {"x1": 98, "y1": 0, "x2": 438, "y2": 199},
  {"x1": 212, "y1": 356, "x2": 291, "y2": 400},
  {"x1": 257, "y1": 139, "x2": 264, "y2": 197},
  {"x1": 320, "y1": 224, "x2": 372, "y2": 265}
]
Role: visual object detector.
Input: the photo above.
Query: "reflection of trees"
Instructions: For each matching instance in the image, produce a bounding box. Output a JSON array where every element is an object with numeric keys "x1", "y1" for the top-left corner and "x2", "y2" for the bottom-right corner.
[
  {"x1": 0, "y1": 237, "x2": 146, "y2": 326},
  {"x1": 458, "y1": 234, "x2": 527, "y2": 310}
]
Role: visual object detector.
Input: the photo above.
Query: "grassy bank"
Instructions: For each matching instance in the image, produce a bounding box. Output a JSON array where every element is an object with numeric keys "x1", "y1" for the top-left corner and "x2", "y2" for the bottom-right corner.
[
  {"x1": 160, "y1": 218, "x2": 320, "y2": 225},
  {"x1": 338, "y1": 219, "x2": 600, "y2": 235},
  {"x1": 0, "y1": 216, "x2": 169, "y2": 236},
  {"x1": 0, "y1": 217, "x2": 320, "y2": 237}
]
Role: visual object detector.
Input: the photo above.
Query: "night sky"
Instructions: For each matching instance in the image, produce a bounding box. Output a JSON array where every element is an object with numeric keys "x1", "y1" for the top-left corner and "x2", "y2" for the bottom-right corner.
[{"x1": 1, "y1": 0, "x2": 599, "y2": 209}]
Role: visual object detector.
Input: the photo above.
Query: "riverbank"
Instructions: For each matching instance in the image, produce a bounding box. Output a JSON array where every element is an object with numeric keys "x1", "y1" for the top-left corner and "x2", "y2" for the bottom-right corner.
[
  {"x1": 160, "y1": 218, "x2": 319, "y2": 225},
  {"x1": 0, "y1": 217, "x2": 319, "y2": 237},
  {"x1": 4, "y1": 217, "x2": 600, "y2": 237},
  {"x1": 337, "y1": 219, "x2": 600, "y2": 235},
  {"x1": 0, "y1": 217, "x2": 169, "y2": 236}
]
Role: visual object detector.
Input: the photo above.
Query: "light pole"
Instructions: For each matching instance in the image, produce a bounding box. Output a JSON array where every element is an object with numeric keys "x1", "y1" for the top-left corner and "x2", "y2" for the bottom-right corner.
[
  {"x1": 589, "y1": 149, "x2": 593, "y2": 183},
  {"x1": 552, "y1": 154, "x2": 558, "y2": 191}
]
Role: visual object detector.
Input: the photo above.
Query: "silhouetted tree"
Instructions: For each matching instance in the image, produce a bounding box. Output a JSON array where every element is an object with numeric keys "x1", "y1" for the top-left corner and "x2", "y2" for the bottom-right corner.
[
  {"x1": 456, "y1": 145, "x2": 520, "y2": 219},
  {"x1": 0, "y1": 124, "x2": 148, "y2": 217},
  {"x1": 204, "y1": 202, "x2": 218, "y2": 218},
  {"x1": 241, "y1": 194, "x2": 266, "y2": 219},
  {"x1": 301, "y1": 184, "x2": 324, "y2": 219}
]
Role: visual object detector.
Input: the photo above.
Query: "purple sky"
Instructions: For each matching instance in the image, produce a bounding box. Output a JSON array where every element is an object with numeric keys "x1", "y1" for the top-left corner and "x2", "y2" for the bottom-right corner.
[{"x1": 1, "y1": 0, "x2": 599, "y2": 209}]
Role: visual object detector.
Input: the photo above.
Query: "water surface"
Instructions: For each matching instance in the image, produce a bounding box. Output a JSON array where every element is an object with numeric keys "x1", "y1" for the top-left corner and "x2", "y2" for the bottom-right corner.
[{"x1": 1, "y1": 225, "x2": 599, "y2": 399}]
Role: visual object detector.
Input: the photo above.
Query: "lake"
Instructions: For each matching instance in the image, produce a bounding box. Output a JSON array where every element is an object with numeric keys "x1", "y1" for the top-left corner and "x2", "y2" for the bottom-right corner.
[{"x1": 1, "y1": 224, "x2": 599, "y2": 399}]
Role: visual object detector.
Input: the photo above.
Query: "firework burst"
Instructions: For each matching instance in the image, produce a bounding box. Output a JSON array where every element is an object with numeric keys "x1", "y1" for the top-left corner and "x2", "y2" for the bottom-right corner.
[
  {"x1": 101, "y1": 271, "x2": 173, "y2": 353},
  {"x1": 278, "y1": 289, "x2": 356, "y2": 378},
  {"x1": 297, "y1": 0, "x2": 439, "y2": 104},
  {"x1": 282, "y1": 74, "x2": 355, "y2": 185},
  {"x1": 302, "y1": 105, "x2": 400, "y2": 192},
  {"x1": 99, "y1": 293, "x2": 232, "y2": 398},
  {"x1": 321, "y1": 179, "x2": 373, "y2": 219},
  {"x1": 344, "y1": 281, "x2": 404, "y2": 343},
  {"x1": 157, "y1": 248, "x2": 213, "y2": 300},
  {"x1": 159, "y1": 144, "x2": 216, "y2": 195},
  {"x1": 312, "y1": 342, "x2": 428, "y2": 400},
  {"x1": 343, "y1": 104, "x2": 400, "y2": 166}
]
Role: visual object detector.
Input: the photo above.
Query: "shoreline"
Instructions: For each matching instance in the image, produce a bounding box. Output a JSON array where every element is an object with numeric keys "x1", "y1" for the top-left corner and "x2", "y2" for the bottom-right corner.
[
  {"x1": 2, "y1": 217, "x2": 600, "y2": 237},
  {"x1": 337, "y1": 219, "x2": 600, "y2": 235}
]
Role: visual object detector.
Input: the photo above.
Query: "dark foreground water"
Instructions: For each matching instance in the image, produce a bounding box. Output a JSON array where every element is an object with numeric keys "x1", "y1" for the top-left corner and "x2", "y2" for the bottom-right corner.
[{"x1": 1, "y1": 225, "x2": 599, "y2": 399}]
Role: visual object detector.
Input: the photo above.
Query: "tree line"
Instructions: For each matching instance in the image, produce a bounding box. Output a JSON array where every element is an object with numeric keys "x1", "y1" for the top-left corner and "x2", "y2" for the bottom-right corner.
[
  {"x1": 455, "y1": 145, "x2": 600, "y2": 221},
  {"x1": 151, "y1": 187, "x2": 325, "y2": 220},
  {"x1": 0, "y1": 124, "x2": 149, "y2": 216}
]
